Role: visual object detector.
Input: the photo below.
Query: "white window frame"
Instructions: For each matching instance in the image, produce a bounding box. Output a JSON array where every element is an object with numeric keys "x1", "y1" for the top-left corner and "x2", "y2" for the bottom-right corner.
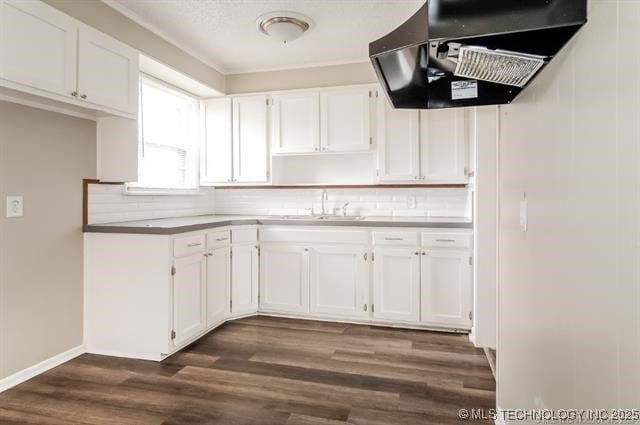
[{"x1": 126, "y1": 73, "x2": 201, "y2": 195}]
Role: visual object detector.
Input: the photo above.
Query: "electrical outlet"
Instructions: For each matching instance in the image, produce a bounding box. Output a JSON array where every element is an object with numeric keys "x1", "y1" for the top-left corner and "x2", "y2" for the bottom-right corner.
[
  {"x1": 407, "y1": 196, "x2": 416, "y2": 209},
  {"x1": 6, "y1": 195, "x2": 23, "y2": 218}
]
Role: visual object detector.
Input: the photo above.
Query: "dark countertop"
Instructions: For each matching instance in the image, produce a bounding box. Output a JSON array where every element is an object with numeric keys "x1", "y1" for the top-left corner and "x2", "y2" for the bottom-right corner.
[{"x1": 83, "y1": 215, "x2": 473, "y2": 235}]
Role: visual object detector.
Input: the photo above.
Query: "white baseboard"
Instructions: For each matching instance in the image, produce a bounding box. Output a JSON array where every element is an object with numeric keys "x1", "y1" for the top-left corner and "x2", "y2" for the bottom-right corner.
[{"x1": 0, "y1": 345, "x2": 85, "y2": 393}]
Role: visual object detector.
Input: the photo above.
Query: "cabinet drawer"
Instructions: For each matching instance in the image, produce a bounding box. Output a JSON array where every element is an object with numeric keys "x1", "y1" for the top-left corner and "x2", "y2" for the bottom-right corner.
[
  {"x1": 372, "y1": 231, "x2": 418, "y2": 246},
  {"x1": 173, "y1": 234, "x2": 206, "y2": 257},
  {"x1": 421, "y1": 232, "x2": 472, "y2": 249},
  {"x1": 207, "y1": 230, "x2": 230, "y2": 249},
  {"x1": 232, "y1": 227, "x2": 258, "y2": 244}
]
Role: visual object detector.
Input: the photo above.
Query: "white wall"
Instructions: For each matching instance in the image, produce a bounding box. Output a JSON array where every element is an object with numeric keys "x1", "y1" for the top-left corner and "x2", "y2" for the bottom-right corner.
[
  {"x1": 498, "y1": 0, "x2": 640, "y2": 417},
  {"x1": 87, "y1": 184, "x2": 216, "y2": 224},
  {"x1": 472, "y1": 106, "x2": 498, "y2": 349},
  {"x1": 214, "y1": 188, "x2": 471, "y2": 218}
]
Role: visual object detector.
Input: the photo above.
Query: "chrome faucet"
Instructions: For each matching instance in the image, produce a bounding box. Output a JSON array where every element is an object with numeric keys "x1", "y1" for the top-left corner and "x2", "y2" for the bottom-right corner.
[{"x1": 321, "y1": 190, "x2": 328, "y2": 216}]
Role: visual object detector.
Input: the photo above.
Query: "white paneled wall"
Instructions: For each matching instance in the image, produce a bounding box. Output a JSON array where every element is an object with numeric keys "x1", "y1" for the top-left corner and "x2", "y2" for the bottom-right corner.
[
  {"x1": 498, "y1": 0, "x2": 640, "y2": 416},
  {"x1": 214, "y1": 188, "x2": 471, "y2": 218},
  {"x1": 87, "y1": 184, "x2": 216, "y2": 224}
]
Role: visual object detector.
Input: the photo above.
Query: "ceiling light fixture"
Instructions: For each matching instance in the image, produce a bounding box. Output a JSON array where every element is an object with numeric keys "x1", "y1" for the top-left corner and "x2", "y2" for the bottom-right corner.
[{"x1": 257, "y1": 12, "x2": 312, "y2": 44}]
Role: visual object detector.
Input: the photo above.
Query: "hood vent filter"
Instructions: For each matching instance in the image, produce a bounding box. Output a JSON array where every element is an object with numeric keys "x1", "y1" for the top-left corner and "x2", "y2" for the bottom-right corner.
[{"x1": 453, "y1": 46, "x2": 546, "y2": 88}]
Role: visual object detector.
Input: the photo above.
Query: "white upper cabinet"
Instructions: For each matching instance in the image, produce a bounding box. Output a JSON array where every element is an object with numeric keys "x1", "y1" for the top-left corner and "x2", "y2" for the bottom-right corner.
[
  {"x1": 0, "y1": 0, "x2": 139, "y2": 117},
  {"x1": 202, "y1": 97, "x2": 233, "y2": 183},
  {"x1": 233, "y1": 95, "x2": 270, "y2": 183},
  {"x1": 376, "y1": 94, "x2": 420, "y2": 182},
  {"x1": 259, "y1": 245, "x2": 310, "y2": 314},
  {"x1": 309, "y1": 245, "x2": 369, "y2": 319},
  {"x1": 420, "y1": 109, "x2": 467, "y2": 183},
  {"x1": 372, "y1": 247, "x2": 421, "y2": 322},
  {"x1": 420, "y1": 249, "x2": 472, "y2": 328},
  {"x1": 320, "y1": 86, "x2": 372, "y2": 153},
  {"x1": 271, "y1": 91, "x2": 320, "y2": 154},
  {"x1": 0, "y1": 0, "x2": 77, "y2": 98},
  {"x1": 77, "y1": 26, "x2": 138, "y2": 115},
  {"x1": 172, "y1": 253, "x2": 206, "y2": 347}
]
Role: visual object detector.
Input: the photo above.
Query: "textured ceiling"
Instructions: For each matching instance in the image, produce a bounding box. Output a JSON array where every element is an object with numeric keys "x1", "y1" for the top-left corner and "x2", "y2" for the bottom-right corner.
[{"x1": 106, "y1": 0, "x2": 424, "y2": 74}]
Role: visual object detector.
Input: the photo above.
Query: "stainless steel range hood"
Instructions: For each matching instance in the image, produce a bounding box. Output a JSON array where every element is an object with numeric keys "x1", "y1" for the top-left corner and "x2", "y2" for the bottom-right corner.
[{"x1": 369, "y1": 1, "x2": 587, "y2": 109}]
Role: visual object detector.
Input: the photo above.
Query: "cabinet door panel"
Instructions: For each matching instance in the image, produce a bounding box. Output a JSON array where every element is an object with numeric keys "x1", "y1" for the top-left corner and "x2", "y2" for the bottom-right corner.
[
  {"x1": 420, "y1": 250, "x2": 472, "y2": 328},
  {"x1": 377, "y1": 94, "x2": 420, "y2": 182},
  {"x1": 231, "y1": 244, "x2": 259, "y2": 315},
  {"x1": 272, "y1": 92, "x2": 319, "y2": 154},
  {"x1": 420, "y1": 109, "x2": 467, "y2": 182},
  {"x1": 202, "y1": 97, "x2": 233, "y2": 183},
  {"x1": 206, "y1": 246, "x2": 230, "y2": 327},
  {"x1": 259, "y1": 245, "x2": 309, "y2": 314},
  {"x1": 0, "y1": 0, "x2": 77, "y2": 97},
  {"x1": 310, "y1": 245, "x2": 369, "y2": 318},
  {"x1": 372, "y1": 247, "x2": 420, "y2": 322},
  {"x1": 172, "y1": 253, "x2": 206, "y2": 347},
  {"x1": 233, "y1": 96, "x2": 269, "y2": 182},
  {"x1": 320, "y1": 87, "x2": 371, "y2": 152},
  {"x1": 77, "y1": 26, "x2": 138, "y2": 114}
]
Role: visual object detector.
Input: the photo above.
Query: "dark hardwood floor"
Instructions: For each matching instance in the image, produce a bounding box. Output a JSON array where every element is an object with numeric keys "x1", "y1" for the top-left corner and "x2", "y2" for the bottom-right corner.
[{"x1": 0, "y1": 316, "x2": 495, "y2": 424}]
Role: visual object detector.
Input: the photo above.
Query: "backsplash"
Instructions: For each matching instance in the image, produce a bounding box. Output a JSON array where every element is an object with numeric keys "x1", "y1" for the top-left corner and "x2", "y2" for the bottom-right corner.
[
  {"x1": 87, "y1": 185, "x2": 471, "y2": 224},
  {"x1": 214, "y1": 188, "x2": 471, "y2": 218},
  {"x1": 87, "y1": 184, "x2": 216, "y2": 224}
]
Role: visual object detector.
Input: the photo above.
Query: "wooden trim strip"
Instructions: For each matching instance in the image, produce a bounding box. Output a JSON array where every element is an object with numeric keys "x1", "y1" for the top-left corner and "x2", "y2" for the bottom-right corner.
[
  {"x1": 82, "y1": 178, "x2": 123, "y2": 225},
  {"x1": 211, "y1": 184, "x2": 468, "y2": 190}
]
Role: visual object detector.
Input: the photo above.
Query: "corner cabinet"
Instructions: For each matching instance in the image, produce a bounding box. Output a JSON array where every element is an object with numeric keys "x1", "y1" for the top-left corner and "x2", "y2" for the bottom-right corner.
[
  {"x1": 0, "y1": 0, "x2": 139, "y2": 117},
  {"x1": 232, "y1": 95, "x2": 270, "y2": 183}
]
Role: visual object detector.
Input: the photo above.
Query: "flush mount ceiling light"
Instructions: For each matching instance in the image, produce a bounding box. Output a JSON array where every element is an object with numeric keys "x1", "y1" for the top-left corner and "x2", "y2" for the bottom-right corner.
[{"x1": 257, "y1": 12, "x2": 312, "y2": 44}]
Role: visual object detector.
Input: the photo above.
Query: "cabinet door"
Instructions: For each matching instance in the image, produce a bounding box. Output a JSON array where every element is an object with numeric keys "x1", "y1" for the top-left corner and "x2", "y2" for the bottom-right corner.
[
  {"x1": 259, "y1": 245, "x2": 309, "y2": 314},
  {"x1": 231, "y1": 244, "x2": 259, "y2": 315},
  {"x1": 420, "y1": 249, "x2": 472, "y2": 328},
  {"x1": 377, "y1": 93, "x2": 420, "y2": 182},
  {"x1": 0, "y1": 0, "x2": 77, "y2": 98},
  {"x1": 320, "y1": 87, "x2": 371, "y2": 152},
  {"x1": 172, "y1": 253, "x2": 206, "y2": 347},
  {"x1": 372, "y1": 247, "x2": 420, "y2": 322},
  {"x1": 233, "y1": 95, "x2": 269, "y2": 182},
  {"x1": 310, "y1": 245, "x2": 369, "y2": 318},
  {"x1": 202, "y1": 97, "x2": 233, "y2": 183},
  {"x1": 420, "y1": 109, "x2": 467, "y2": 182},
  {"x1": 272, "y1": 91, "x2": 319, "y2": 154},
  {"x1": 206, "y1": 246, "x2": 231, "y2": 327},
  {"x1": 77, "y1": 26, "x2": 138, "y2": 115}
]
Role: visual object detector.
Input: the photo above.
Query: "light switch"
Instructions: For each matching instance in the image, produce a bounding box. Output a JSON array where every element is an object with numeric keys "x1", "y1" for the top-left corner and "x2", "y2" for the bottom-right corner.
[
  {"x1": 519, "y1": 193, "x2": 527, "y2": 232},
  {"x1": 6, "y1": 195, "x2": 23, "y2": 218}
]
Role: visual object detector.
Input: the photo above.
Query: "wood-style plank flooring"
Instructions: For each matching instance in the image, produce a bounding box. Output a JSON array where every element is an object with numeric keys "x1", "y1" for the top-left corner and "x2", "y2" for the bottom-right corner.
[{"x1": 0, "y1": 316, "x2": 495, "y2": 424}]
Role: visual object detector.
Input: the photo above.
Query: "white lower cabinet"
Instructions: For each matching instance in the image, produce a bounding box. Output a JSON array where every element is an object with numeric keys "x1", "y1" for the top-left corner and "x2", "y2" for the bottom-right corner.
[
  {"x1": 172, "y1": 253, "x2": 206, "y2": 347},
  {"x1": 420, "y1": 249, "x2": 472, "y2": 328},
  {"x1": 372, "y1": 247, "x2": 421, "y2": 322},
  {"x1": 310, "y1": 245, "x2": 369, "y2": 318},
  {"x1": 206, "y1": 246, "x2": 231, "y2": 327},
  {"x1": 259, "y1": 245, "x2": 310, "y2": 314},
  {"x1": 231, "y1": 244, "x2": 259, "y2": 315}
]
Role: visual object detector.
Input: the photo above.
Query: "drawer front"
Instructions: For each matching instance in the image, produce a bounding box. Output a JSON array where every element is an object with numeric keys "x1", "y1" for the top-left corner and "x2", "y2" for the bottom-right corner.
[
  {"x1": 232, "y1": 227, "x2": 258, "y2": 244},
  {"x1": 207, "y1": 230, "x2": 231, "y2": 249},
  {"x1": 173, "y1": 234, "x2": 206, "y2": 257},
  {"x1": 372, "y1": 231, "x2": 418, "y2": 246},
  {"x1": 421, "y1": 232, "x2": 472, "y2": 249}
]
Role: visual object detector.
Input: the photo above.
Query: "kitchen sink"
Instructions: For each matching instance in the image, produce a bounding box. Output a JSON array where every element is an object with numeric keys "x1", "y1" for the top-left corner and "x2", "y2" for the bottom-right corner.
[{"x1": 274, "y1": 215, "x2": 364, "y2": 221}]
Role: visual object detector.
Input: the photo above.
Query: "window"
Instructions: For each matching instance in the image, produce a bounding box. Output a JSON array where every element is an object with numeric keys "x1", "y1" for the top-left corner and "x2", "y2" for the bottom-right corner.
[{"x1": 129, "y1": 75, "x2": 200, "y2": 192}]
